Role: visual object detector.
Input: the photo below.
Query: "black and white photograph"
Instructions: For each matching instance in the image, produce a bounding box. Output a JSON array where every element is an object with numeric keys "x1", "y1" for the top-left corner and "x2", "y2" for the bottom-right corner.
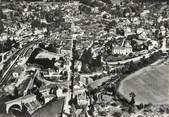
[{"x1": 0, "y1": 0, "x2": 169, "y2": 116}]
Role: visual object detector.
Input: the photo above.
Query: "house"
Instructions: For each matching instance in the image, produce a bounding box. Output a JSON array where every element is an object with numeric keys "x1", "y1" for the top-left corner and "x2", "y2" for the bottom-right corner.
[
  {"x1": 112, "y1": 39, "x2": 133, "y2": 55},
  {"x1": 112, "y1": 42, "x2": 132, "y2": 55}
]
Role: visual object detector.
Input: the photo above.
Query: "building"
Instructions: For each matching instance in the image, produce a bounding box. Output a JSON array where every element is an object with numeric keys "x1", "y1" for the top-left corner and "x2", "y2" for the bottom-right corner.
[
  {"x1": 40, "y1": 69, "x2": 61, "y2": 80},
  {"x1": 112, "y1": 46, "x2": 132, "y2": 55},
  {"x1": 112, "y1": 42, "x2": 133, "y2": 55}
]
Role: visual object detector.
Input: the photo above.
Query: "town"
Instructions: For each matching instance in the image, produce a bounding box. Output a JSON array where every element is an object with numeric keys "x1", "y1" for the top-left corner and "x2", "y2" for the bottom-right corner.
[{"x1": 0, "y1": 0, "x2": 169, "y2": 117}]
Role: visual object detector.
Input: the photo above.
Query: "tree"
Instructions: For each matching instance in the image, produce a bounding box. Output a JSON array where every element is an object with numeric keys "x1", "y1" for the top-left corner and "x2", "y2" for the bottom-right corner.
[
  {"x1": 129, "y1": 53, "x2": 134, "y2": 57},
  {"x1": 59, "y1": 57, "x2": 65, "y2": 68},
  {"x1": 101, "y1": 0, "x2": 112, "y2": 4},
  {"x1": 116, "y1": 28, "x2": 125, "y2": 36},
  {"x1": 74, "y1": 50, "x2": 79, "y2": 60},
  {"x1": 4, "y1": 38, "x2": 13, "y2": 52},
  {"x1": 14, "y1": 86, "x2": 19, "y2": 98},
  {"x1": 95, "y1": 54, "x2": 102, "y2": 67},
  {"x1": 105, "y1": 62, "x2": 110, "y2": 74},
  {"x1": 39, "y1": 43, "x2": 45, "y2": 49},
  {"x1": 140, "y1": 56, "x2": 148, "y2": 67},
  {"x1": 81, "y1": 48, "x2": 93, "y2": 73},
  {"x1": 31, "y1": 19, "x2": 41, "y2": 29},
  {"x1": 0, "y1": 9, "x2": 4, "y2": 19},
  {"x1": 108, "y1": 20, "x2": 117, "y2": 27},
  {"x1": 46, "y1": 44, "x2": 55, "y2": 52},
  {"x1": 0, "y1": 20, "x2": 4, "y2": 35},
  {"x1": 78, "y1": 5, "x2": 92, "y2": 14},
  {"x1": 104, "y1": 26, "x2": 110, "y2": 34},
  {"x1": 129, "y1": 92, "x2": 136, "y2": 105},
  {"x1": 34, "y1": 77, "x2": 42, "y2": 88},
  {"x1": 129, "y1": 60, "x2": 138, "y2": 72},
  {"x1": 81, "y1": 48, "x2": 93, "y2": 64}
]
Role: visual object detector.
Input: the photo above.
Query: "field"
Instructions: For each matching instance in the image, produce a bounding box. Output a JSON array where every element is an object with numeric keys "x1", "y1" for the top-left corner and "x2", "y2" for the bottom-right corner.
[{"x1": 118, "y1": 61, "x2": 169, "y2": 105}]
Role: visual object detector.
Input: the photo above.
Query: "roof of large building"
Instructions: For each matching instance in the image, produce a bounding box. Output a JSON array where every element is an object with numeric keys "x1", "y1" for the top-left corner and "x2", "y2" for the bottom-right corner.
[
  {"x1": 113, "y1": 47, "x2": 132, "y2": 50},
  {"x1": 31, "y1": 97, "x2": 65, "y2": 117}
]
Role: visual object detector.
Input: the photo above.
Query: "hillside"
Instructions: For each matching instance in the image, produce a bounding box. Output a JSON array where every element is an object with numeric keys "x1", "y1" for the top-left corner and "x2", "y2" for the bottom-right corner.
[{"x1": 119, "y1": 62, "x2": 169, "y2": 105}]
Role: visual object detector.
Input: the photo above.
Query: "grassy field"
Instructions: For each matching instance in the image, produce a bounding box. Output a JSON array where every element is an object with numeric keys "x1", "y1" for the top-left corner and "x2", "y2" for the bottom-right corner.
[{"x1": 118, "y1": 61, "x2": 169, "y2": 105}]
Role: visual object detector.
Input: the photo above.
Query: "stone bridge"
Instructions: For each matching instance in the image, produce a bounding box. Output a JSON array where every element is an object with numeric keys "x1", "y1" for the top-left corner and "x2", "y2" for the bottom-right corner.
[
  {"x1": 5, "y1": 94, "x2": 36, "y2": 114},
  {"x1": 5, "y1": 87, "x2": 57, "y2": 114}
]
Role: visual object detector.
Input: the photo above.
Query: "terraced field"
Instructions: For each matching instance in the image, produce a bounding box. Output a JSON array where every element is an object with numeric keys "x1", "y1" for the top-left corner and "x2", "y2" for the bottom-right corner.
[{"x1": 118, "y1": 62, "x2": 169, "y2": 105}]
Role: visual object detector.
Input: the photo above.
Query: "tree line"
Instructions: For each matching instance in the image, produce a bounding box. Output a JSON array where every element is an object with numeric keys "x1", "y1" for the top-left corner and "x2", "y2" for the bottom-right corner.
[
  {"x1": 0, "y1": 38, "x2": 18, "y2": 53},
  {"x1": 114, "y1": 50, "x2": 163, "y2": 75}
]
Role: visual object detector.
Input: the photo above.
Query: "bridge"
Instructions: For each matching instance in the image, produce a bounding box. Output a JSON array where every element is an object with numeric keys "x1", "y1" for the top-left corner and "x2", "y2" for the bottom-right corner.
[
  {"x1": 5, "y1": 87, "x2": 57, "y2": 114},
  {"x1": 5, "y1": 94, "x2": 36, "y2": 114}
]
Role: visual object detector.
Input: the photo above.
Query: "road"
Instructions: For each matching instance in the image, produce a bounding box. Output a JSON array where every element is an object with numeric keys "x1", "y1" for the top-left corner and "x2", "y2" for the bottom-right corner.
[
  {"x1": 63, "y1": 40, "x2": 73, "y2": 117},
  {"x1": 107, "y1": 49, "x2": 159, "y2": 65}
]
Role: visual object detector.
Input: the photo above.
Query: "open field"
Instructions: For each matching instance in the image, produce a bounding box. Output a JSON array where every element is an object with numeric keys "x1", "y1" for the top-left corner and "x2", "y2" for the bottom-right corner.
[{"x1": 118, "y1": 61, "x2": 169, "y2": 105}]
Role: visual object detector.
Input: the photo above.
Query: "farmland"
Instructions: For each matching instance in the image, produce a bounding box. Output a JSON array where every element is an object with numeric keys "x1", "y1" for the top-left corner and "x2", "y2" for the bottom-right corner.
[{"x1": 118, "y1": 61, "x2": 169, "y2": 105}]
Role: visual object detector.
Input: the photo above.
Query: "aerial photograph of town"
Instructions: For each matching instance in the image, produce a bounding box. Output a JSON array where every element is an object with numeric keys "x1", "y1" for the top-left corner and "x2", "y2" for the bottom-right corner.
[{"x1": 1, "y1": 0, "x2": 169, "y2": 116}]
